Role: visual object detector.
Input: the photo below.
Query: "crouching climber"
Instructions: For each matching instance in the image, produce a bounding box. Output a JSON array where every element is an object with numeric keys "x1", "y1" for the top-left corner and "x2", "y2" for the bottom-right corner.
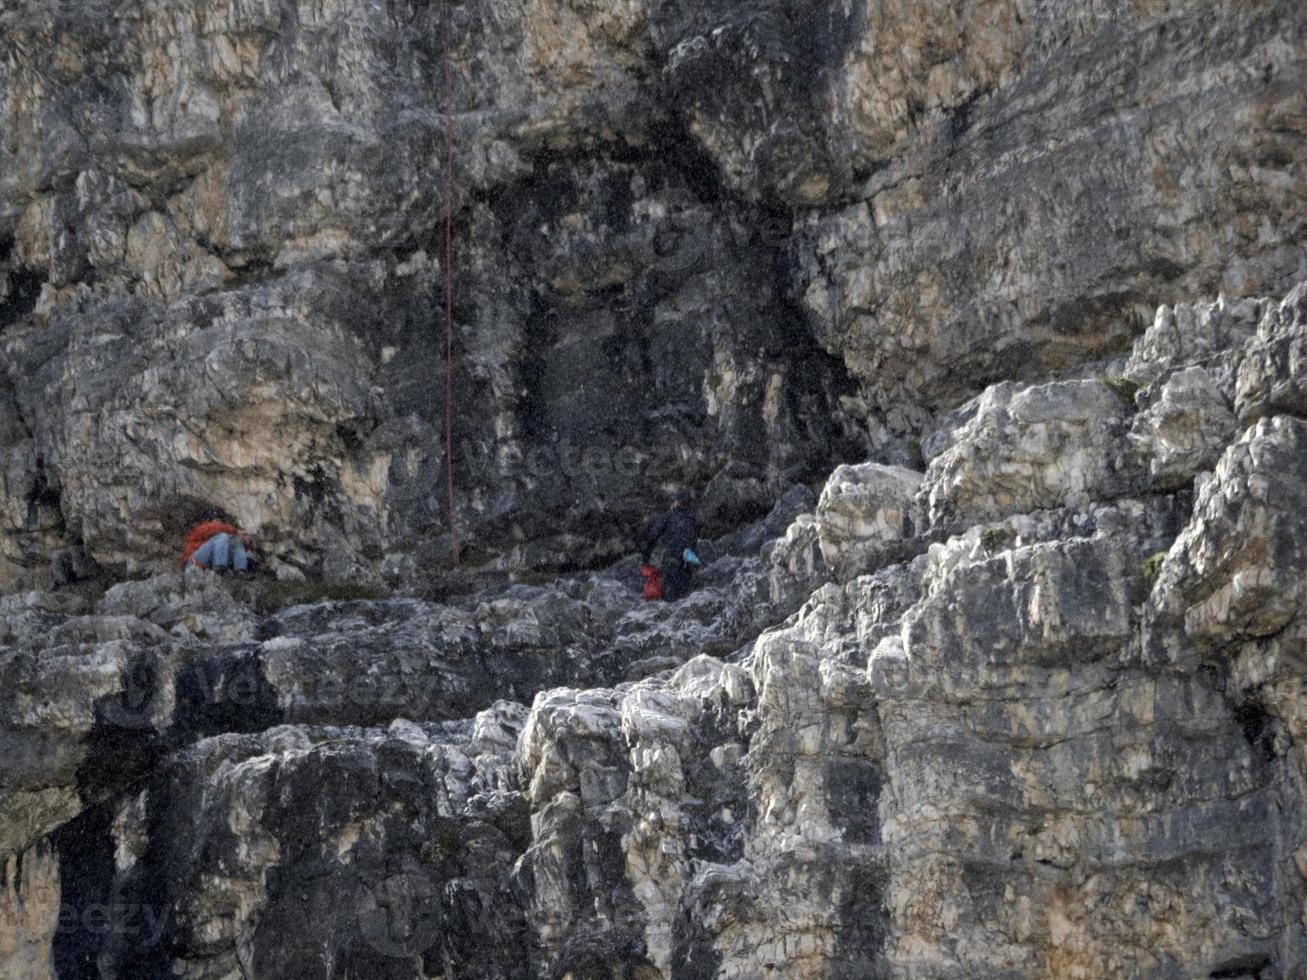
[
  {"x1": 182, "y1": 511, "x2": 255, "y2": 574},
  {"x1": 640, "y1": 489, "x2": 700, "y2": 602}
]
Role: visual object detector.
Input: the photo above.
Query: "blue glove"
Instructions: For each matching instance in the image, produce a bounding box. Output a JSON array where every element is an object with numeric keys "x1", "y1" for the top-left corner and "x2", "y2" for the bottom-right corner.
[{"x1": 682, "y1": 548, "x2": 700, "y2": 566}]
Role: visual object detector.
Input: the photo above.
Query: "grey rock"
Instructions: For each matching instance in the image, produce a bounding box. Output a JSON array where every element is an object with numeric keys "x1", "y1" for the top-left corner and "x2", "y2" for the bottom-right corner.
[
  {"x1": 1, "y1": 0, "x2": 1307, "y2": 975},
  {"x1": 1125, "y1": 293, "x2": 1266, "y2": 395},
  {"x1": 0, "y1": 0, "x2": 861, "y2": 594},
  {"x1": 1153, "y1": 414, "x2": 1307, "y2": 646},
  {"x1": 814, "y1": 462, "x2": 923, "y2": 582},
  {"x1": 789, "y1": 2, "x2": 1307, "y2": 433},
  {"x1": 1129, "y1": 366, "x2": 1237, "y2": 491},
  {"x1": 1236, "y1": 282, "x2": 1307, "y2": 423},
  {"x1": 0, "y1": 844, "x2": 59, "y2": 980},
  {"x1": 916, "y1": 378, "x2": 1137, "y2": 531},
  {"x1": 98, "y1": 569, "x2": 259, "y2": 645}
]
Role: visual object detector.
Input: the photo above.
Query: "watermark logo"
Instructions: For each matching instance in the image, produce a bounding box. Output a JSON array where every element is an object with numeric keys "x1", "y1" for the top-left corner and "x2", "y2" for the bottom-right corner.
[
  {"x1": 55, "y1": 901, "x2": 169, "y2": 946},
  {"x1": 100, "y1": 654, "x2": 162, "y2": 730},
  {"x1": 357, "y1": 873, "x2": 442, "y2": 958}
]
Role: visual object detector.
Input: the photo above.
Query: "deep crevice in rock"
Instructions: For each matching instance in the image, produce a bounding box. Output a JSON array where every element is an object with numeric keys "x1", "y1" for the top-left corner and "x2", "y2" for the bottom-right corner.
[
  {"x1": 1233, "y1": 701, "x2": 1280, "y2": 764},
  {"x1": 50, "y1": 803, "x2": 117, "y2": 980},
  {"x1": 0, "y1": 265, "x2": 44, "y2": 332}
]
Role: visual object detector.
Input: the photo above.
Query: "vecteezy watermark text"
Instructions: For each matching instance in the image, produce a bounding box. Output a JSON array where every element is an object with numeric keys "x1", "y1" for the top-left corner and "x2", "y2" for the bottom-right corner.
[
  {"x1": 55, "y1": 901, "x2": 169, "y2": 946},
  {"x1": 112, "y1": 651, "x2": 448, "y2": 728}
]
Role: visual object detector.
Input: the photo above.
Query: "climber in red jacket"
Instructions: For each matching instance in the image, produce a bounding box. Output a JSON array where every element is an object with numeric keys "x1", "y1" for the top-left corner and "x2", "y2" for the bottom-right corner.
[{"x1": 182, "y1": 511, "x2": 255, "y2": 573}]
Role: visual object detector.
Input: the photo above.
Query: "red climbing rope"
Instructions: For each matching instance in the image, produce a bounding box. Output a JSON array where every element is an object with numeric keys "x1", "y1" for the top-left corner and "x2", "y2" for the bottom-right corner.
[{"x1": 442, "y1": 0, "x2": 461, "y2": 570}]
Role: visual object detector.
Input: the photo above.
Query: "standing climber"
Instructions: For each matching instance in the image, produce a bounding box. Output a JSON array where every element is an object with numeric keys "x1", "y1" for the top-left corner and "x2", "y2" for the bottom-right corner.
[
  {"x1": 640, "y1": 489, "x2": 700, "y2": 602},
  {"x1": 181, "y1": 510, "x2": 255, "y2": 574}
]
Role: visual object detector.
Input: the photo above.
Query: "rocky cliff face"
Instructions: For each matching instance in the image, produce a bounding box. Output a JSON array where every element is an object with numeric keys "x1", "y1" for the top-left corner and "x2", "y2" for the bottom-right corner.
[
  {"x1": 5, "y1": 284, "x2": 1307, "y2": 978},
  {"x1": 0, "y1": 0, "x2": 868, "y2": 592},
  {"x1": 3, "y1": 1, "x2": 1307, "y2": 978},
  {"x1": 2, "y1": 0, "x2": 1304, "y2": 591}
]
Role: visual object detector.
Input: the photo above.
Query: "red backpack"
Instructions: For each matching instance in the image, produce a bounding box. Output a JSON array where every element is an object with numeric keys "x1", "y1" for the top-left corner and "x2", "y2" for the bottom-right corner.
[{"x1": 640, "y1": 563, "x2": 663, "y2": 601}]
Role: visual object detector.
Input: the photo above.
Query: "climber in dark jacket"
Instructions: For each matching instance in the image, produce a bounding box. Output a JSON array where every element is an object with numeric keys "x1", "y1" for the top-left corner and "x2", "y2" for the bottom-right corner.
[{"x1": 640, "y1": 489, "x2": 700, "y2": 601}]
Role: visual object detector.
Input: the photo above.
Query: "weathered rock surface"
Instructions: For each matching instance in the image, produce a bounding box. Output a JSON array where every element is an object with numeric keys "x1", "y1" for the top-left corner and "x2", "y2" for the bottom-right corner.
[
  {"x1": 1236, "y1": 283, "x2": 1307, "y2": 424},
  {"x1": 98, "y1": 709, "x2": 532, "y2": 979},
  {"x1": 813, "y1": 462, "x2": 922, "y2": 582},
  {"x1": 0, "y1": 844, "x2": 59, "y2": 980},
  {"x1": 0, "y1": 0, "x2": 865, "y2": 593},
  {"x1": 0, "y1": 493, "x2": 839, "y2": 978},
  {"x1": 3, "y1": 0, "x2": 1305, "y2": 589},
  {"x1": 3, "y1": 0, "x2": 1307, "y2": 977},
  {"x1": 916, "y1": 377, "x2": 1136, "y2": 532},
  {"x1": 789, "y1": 1, "x2": 1307, "y2": 437},
  {"x1": 1129, "y1": 366, "x2": 1237, "y2": 491},
  {"x1": 3, "y1": 280, "x2": 1307, "y2": 978}
]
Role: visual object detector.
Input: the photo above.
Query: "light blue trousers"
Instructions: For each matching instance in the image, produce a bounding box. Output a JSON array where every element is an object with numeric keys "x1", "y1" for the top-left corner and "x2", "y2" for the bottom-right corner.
[{"x1": 190, "y1": 533, "x2": 248, "y2": 572}]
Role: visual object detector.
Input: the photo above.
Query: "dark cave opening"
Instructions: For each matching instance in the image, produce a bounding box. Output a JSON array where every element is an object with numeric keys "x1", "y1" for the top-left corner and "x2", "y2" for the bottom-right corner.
[
  {"x1": 0, "y1": 264, "x2": 44, "y2": 332},
  {"x1": 1233, "y1": 701, "x2": 1280, "y2": 764},
  {"x1": 1209, "y1": 953, "x2": 1272, "y2": 978}
]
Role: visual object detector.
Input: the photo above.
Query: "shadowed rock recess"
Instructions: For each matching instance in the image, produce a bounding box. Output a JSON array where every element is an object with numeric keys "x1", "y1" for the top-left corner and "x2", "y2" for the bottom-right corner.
[{"x1": 2, "y1": 1, "x2": 1306, "y2": 978}]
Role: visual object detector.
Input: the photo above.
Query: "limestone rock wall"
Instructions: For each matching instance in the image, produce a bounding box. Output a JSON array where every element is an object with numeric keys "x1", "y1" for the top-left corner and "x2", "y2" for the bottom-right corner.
[
  {"x1": 788, "y1": 1, "x2": 1307, "y2": 435},
  {"x1": 2, "y1": 0, "x2": 1305, "y2": 590},
  {"x1": 0, "y1": 0, "x2": 862, "y2": 592},
  {"x1": 2, "y1": 283, "x2": 1307, "y2": 976},
  {"x1": 3, "y1": 1, "x2": 1307, "y2": 978}
]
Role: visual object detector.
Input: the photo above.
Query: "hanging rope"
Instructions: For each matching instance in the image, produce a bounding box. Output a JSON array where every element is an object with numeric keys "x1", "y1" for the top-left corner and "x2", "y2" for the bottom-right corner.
[{"x1": 442, "y1": 0, "x2": 461, "y2": 569}]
